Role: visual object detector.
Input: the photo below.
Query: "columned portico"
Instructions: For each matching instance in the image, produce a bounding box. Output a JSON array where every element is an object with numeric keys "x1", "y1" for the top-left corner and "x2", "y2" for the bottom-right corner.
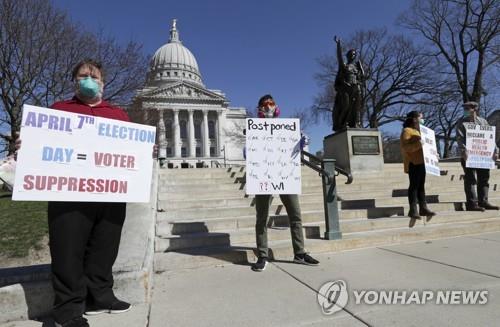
[
  {"x1": 173, "y1": 109, "x2": 181, "y2": 157},
  {"x1": 216, "y1": 110, "x2": 223, "y2": 156},
  {"x1": 157, "y1": 110, "x2": 166, "y2": 158},
  {"x1": 134, "y1": 20, "x2": 246, "y2": 168},
  {"x1": 203, "y1": 110, "x2": 210, "y2": 157},
  {"x1": 188, "y1": 109, "x2": 195, "y2": 157}
]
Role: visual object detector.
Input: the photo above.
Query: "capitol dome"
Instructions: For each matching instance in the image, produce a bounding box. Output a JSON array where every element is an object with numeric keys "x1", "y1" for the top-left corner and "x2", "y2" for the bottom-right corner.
[{"x1": 148, "y1": 19, "x2": 203, "y2": 86}]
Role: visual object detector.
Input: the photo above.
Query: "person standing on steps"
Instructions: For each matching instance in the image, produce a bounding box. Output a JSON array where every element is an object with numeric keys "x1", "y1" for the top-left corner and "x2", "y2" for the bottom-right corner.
[
  {"x1": 14, "y1": 59, "x2": 133, "y2": 327},
  {"x1": 400, "y1": 111, "x2": 436, "y2": 220},
  {"x1": 251, "y1": 94, "x2": 319, "y2": 272},
  {"x1": 456, "y1": 101, "x2": 499, "y2": 211}
]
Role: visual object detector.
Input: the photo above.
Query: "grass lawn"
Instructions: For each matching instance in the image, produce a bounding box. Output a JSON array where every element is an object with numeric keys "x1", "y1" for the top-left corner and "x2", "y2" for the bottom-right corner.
[{"x1": 0, "y1": 193, "x2": 48, "y2": 257}]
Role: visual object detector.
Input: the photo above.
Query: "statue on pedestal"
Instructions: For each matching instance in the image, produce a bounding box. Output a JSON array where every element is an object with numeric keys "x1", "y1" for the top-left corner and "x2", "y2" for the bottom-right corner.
[{"x1": 332, "y1": 36, "x2": 365, "y2": 131}]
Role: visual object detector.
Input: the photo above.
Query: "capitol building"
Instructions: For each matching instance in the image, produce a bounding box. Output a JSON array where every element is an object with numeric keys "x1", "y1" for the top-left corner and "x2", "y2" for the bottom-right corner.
[{"x1": 132, "y1": 19, "x2": 247, "y2": 168}]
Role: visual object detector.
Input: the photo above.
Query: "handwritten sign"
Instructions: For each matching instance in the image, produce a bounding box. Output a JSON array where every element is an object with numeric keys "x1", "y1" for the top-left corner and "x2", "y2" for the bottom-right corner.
[
  {"x1": 465, "y1": 123, "x2": 496, "y2": 169},
  {"x1": 245, "y1": 118, "x2": 301, "y2": 195},
  {"x1": 420, "y1": 125, "x2": 440, "y2": 176},
  {"x1": 12, "y1": 105, "x2": 156, "y2": 202}
]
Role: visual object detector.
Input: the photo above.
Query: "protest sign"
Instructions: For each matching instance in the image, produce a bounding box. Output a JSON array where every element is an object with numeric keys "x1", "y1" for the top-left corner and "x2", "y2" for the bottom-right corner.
[
  {"x1": 245, "y1": 118, "x2": 301, "y2": 195},
  {"x1": 465, "y1": 123, "x2": 496, "y2": 169},
  {"x1": 12, "y1": 105, "x2": 156, "y2": 202},
  {"x1": 420, "y1": 125, "x2": 440, "y2": 176}
]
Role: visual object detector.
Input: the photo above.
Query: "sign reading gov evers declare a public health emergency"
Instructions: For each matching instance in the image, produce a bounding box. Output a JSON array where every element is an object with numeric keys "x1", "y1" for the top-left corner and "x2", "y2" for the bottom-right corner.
[
  {"x1": 465, "y1": 123, "x2": 496, "y2": 169},
  {"x1": 12, "y1": 105, "x2": 156, "y2": 202},
  {"x1": 245, "y1": 118, "x2": 301, "y2": 195}
]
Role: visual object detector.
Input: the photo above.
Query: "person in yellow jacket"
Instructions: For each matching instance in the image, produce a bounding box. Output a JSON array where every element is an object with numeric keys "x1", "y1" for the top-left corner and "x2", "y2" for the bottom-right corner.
[{"x1": 400, "y1": 111, "x2": 436, "y2": 219}]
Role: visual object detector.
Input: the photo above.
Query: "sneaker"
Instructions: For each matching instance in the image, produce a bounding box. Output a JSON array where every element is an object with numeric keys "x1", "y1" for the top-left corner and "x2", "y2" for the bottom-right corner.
[
  {"x1": 251, "y1": 257, "x2": 268, "y2": 272},
  {"x1": 85, "y1": 300, "x2": 131, "y2": 315},
  {"x1": 479, "y1": 202, "x2": 499, "y2": 210},
  {"x1": 54, "y1": 316, "x2": 89, "y2": 327},
  {"x1": 293, "y1": 253, "x2": 320, "y2": 266}
]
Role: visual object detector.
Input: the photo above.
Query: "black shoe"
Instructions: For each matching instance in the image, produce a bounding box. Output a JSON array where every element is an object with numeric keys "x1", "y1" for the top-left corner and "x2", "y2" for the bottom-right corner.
[
  {"x1": 408, "y1": 210, "x2": 421, "y2": 219},
  {"x1": 479, "y1": 202, "x2": 499, "y2": 210},
  {"x1": 408, "y1": 203, "x2": 421, "y2": 219},
  {"x1": 85, "y1": 300, "x2": 131, "y2": 315},
  {"x1": 252, "y1": 257, "x2": 268, "y2": 272},
  {"x1": 419, "y1": 208, "x2": 436, "y2": 217},
  {"x1": 293, "y1": 253, "x2": 320, "y2": 266},
  {"x1": 465, "y1": 204, "x2": 486, "y2": 212},
  {"x1": 54, "y1": 316, "x2": 89, "y2": 327}
]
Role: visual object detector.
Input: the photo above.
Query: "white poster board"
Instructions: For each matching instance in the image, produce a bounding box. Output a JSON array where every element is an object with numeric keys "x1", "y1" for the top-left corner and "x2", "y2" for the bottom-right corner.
[
  {"x1": 245, "y1": 118, "x2": 301, "y2": 195},
  {"x1": 420, "y1": 125, "x2": 440, "y2": 176},
  {"x1": 12, "y1": 105, "x2": 156, "y2": 202},
  {"x1": 465, "y1": 123, "x2": 496, "y2": 169}
]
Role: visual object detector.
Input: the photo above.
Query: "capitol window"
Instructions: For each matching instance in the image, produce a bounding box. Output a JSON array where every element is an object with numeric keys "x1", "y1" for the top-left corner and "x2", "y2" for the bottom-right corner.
[
  {"x1": 208, "y1": 121, "x2": 215, "y2": 139},
  {"x1": 195, "y1": 121, "x2": 202, "y2": 139},
  {"x1": 165, "y1": 120, "x2": 172, "y2": 138},
  {"x1": 180, "y1": 120, "x2": 187, "y2": 139}
]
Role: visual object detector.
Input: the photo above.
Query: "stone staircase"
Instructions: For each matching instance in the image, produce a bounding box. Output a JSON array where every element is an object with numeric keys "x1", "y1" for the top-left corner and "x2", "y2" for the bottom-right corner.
[{"x1": 154, "y1": 163, "x2": 500, "y2": 272}]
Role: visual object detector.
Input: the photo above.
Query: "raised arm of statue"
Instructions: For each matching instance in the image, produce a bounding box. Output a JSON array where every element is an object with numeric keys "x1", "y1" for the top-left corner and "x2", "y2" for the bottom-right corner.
[{"x1": 334, "y1": 36, "x2": 344, "y2": 68}]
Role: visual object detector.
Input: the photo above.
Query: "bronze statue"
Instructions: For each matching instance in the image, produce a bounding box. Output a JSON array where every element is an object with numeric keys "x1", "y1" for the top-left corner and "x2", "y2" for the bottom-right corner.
[{"x1": 332, "y1": 36, "x2": 365, "y2": 131}]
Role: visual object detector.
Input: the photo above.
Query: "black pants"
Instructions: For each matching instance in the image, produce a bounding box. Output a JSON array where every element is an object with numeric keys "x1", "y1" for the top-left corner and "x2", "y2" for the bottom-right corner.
[
  {"x1": 460, "y1": 159, "x2": 490, "y2": 205},
  {"x1": 48, "y1": 202, "x2": 126, "y2": 323},
  {"x1": 408, "y1": 163, "x2": 426, "y2": 205}
]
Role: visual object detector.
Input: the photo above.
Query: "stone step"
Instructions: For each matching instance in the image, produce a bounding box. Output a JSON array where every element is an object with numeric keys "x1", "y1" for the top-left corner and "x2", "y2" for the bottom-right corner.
[
  {"x1": 159, "y1": 190, "x2": 500, "y2": 211},
  {"x1": 159, "y1": 192, "x2": 494, "y2": 220},
  {"x1": 158, "y1": 165, "x2": 498, "y2": 179},
  {"x1": 155, "y1": 201, "x2": 490, "y2": 237},
  {"x1": 159, "y1": 175, "x2": 468, "y2": 189},
  {"x1": 155, "y1": 210, "x2": 499, "y2": 252},
  {"x1": 157, "y1": 180, "x2": 473, "y2": 194},
  {"x1": 153, "y1": 217, "x2": 500, "y2": 272},
  {"x1": 158, "y1": 182, "x2": 500, "y2": 208},
  {"x1": 157, "y1": 180, "x2": 500, "y2": 201}
]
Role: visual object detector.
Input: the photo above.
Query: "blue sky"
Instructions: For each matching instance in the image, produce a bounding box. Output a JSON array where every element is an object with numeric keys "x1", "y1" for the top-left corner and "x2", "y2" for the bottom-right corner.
[{"x1": 52, "y1": 0, "x2": 413, "y2": 152}]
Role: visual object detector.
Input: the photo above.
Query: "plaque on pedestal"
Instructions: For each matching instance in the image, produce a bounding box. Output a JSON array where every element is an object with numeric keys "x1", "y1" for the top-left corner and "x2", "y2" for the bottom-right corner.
[{"x1": 323, "y1": 128, "x2": 384, "y2": 176}]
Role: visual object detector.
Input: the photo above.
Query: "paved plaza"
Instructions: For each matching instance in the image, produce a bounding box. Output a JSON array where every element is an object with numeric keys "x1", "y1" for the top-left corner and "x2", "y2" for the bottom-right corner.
[{"x1": 3, "y1": 231, "x2": 500, "y2": 327}]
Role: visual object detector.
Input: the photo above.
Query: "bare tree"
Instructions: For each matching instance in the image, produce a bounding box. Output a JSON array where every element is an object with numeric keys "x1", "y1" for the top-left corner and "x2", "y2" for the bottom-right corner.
[
  {"x1": 399, "y1": 0, "x2": 500, "y2": 103},
  {"x1": 0, "y1": 0, "x2": 148, "y2": 155},
  {"x1": 313, "y1": 28, "x2": 433, "y2": 129}
]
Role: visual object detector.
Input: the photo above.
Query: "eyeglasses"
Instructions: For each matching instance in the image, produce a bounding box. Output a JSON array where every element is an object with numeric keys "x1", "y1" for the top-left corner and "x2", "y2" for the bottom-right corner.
[{"x1": 261, "y1": 100, "x2": 275, "y2": 107}]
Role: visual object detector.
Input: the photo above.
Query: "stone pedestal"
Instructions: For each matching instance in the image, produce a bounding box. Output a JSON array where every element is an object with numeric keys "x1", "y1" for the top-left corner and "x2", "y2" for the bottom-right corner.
[{"x1": 323, "y1": 128, "x2": 384, "y2": 175}]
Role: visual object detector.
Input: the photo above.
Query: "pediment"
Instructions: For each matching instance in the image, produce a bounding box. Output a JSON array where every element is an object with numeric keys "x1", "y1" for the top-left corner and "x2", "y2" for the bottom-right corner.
[{"x1": 140, "y1": 82, "x2": 226, "y2": 102}]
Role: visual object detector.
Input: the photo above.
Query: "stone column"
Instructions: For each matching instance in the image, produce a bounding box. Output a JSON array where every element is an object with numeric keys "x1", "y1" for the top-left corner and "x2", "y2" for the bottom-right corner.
[
  {"x1": 173, "y1": 109, "x2": 181, "y2": 157},
  {"x1": 203, "y1": 110, "x2": 210, "y2": 157},
  {"x1": 216, "y1": 110, "x2": 225, "y2": 156},
  {"x1": 157, "y1": 110, "x2": 166, "y2": 158},
  {"x1": 188, "y1": 109, "x2": 195, "y2": 157}
]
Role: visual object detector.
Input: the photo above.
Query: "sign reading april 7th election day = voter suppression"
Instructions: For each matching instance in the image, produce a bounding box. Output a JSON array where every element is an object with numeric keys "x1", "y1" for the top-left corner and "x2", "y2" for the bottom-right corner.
[
  {"x1": 245, "y1": 118, "x2": 301, "y2": 195},
  {"x1": 12, "y1": 105, "x2": 156, "y2": 202},
  {"x1": 465, "y1": 123, "x2": 496, "y2": 169}
]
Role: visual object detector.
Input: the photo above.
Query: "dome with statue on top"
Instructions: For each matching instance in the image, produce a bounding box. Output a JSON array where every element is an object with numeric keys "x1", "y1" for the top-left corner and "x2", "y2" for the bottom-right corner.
[{"x1": 149, "y1": 19, "x2": 203, "y2": 86}]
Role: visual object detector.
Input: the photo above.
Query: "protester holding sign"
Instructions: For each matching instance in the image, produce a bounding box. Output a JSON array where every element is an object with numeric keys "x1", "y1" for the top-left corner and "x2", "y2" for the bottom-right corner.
[
  {"x1": 400, "y1": 111, "x2": 436, "y2": 219},
  {"x1": 15, "y1": 60, "x2": 132, "y2": 327},
  {"x1": 456, "y1": 101, "x2": 499, "y2": 211},
  {"x1": 249, "y1": 94, "x2": 319, "y2": 272}
]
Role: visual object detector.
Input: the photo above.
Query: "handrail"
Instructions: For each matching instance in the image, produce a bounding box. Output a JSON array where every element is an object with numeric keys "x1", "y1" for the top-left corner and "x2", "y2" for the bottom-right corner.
[
  {"x1": 211, "y1": 160, "x2": 222, "y2": 168},
  {"x1": 301, "y1": 150, "x2": 353, "y2": 184}
]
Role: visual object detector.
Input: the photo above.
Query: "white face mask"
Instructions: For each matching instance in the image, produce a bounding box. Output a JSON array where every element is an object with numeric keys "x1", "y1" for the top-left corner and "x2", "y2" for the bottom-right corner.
[{"x1": 263, "y1": 110, "x2": 274, "y2": 118}]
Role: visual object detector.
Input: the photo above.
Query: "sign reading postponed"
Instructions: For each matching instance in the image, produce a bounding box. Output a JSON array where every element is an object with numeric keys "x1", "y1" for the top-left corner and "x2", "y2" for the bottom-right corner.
[
  {"x1": 13, "y1": 105, "x2": 156, "y2": 202},
  {"x1": 245, "y1": 118, "x2": 301, "y2": 195}
]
